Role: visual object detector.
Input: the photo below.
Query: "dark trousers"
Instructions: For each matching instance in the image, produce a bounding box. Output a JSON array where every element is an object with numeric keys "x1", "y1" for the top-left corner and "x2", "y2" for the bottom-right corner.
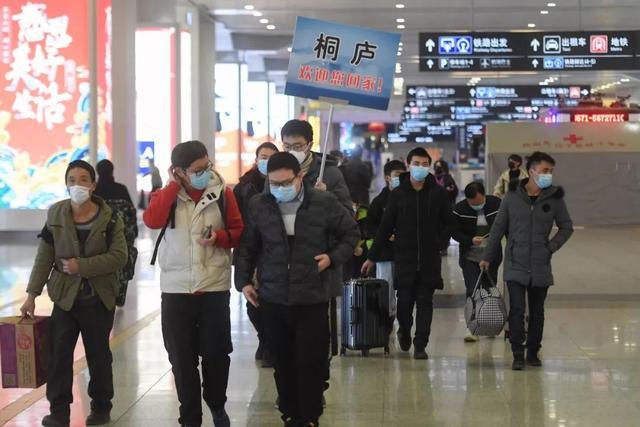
[
  {"x1": 263, "y1": 301, "x2": 329, "y2": 424},
  {"x1": 161, "y1": 292, "x2": 233, "y2": 426},
  {"x1": 461, "y1": 259, "x2": 499, "y2": 298},
  {"x1": 47, "y1": 301, "x2": 114, "y2": 418},
  {"x1": 507, "y1": 282, "x2": 549, "y2": 355},
  {"x1": 247, "y1": 301, "x2": 267, "y2": 350},
  {"x1": 396, "y1": 274, "x2": 435, "y2": 349}
]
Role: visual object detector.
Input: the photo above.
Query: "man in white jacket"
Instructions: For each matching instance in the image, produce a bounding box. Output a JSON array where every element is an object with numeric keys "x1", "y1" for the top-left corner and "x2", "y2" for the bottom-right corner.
[{"x1": 144, "y1": 141, "x2": 244, "y2": 427}]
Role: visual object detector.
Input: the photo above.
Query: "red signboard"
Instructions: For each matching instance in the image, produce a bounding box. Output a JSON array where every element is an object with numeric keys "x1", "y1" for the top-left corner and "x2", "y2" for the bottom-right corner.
[
  {"x1": 572, "y1": 112, "x2": 628, "y2": 123},
  {"x1": 0, "y1": 0, "x2": 111, "y2": 209}
]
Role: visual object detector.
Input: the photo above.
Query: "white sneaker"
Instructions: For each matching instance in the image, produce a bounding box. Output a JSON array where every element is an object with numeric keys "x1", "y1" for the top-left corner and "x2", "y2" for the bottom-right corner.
[{"x1": 464, "y1": 334, "x2": 479, "y2": 343}]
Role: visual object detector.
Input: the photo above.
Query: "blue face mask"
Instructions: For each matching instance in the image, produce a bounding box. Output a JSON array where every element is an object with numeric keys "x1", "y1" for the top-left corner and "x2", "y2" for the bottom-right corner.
[
  {"x1": 271, "y1": 184, "x2": 298, "y2": 203},
  {"x1": 410, "y1": 165, "x2": 430, "y2": 182},
  {"x1": 189, "y1": 172, "x2": 211, "y2": 190},
  {"x1": 470, "y1": 202, "x2": 485, "y2": 212},
  {"x1": 257, "y1": 159, "x2": 268, "y2": 176},
  {"x1": 535, "y1": 173, "x2": 553, "y2": 189},
  {"x1": 390, "y1": 176, "x2": 400, "y2": 189}
]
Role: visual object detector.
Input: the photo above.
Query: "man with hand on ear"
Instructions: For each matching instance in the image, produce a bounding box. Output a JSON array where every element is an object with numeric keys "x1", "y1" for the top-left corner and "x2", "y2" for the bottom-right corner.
[
  {"x1": 143, "y1": 140, "x2": 244, "y2": 427},
  {"x1": 234, "y1": 152, "x2": 359, "y2": 427}
]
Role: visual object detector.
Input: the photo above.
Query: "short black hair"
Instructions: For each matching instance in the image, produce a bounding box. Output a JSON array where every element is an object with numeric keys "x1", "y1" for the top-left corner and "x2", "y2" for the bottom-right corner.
[
  {"x1": 464, "y1": 181, "x2": 486, "y2": 199},
  {"x1": 526, "y1": 151, "x2": 556, "y2": 171},
  {"x1": 384, "y1": 160, "x2": 406, "y2": 176},
  {"x1": 171, "y1": 140, "x2": 208, "y2": 169},
  {"x1": 256, "y1": 142, "x2": 279, "y2": 158},
  {"x1": 508, "y1": 154, "x2": 523, "y2": 164},
  {"x1": 267, "y1": 152, "x2": 301, "y2": 175},
  {"x1": 281, "y1": 119, "x2": 313, "y2": 143},
  {"x1": 66, "y1": 160, "x2": 96, "y2": 182},
  {"x1": 96, "y1": 159, "x2": 114, "y2": 178},
  {"x1": 406, "y1": 147, "x2": 432, "y2": 165}
]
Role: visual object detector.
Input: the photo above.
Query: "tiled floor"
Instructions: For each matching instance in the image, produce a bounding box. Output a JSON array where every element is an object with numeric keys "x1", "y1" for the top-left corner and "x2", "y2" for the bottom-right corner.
[{"x1": 1, "y1": 226, "x2": 639, "y2": 426}]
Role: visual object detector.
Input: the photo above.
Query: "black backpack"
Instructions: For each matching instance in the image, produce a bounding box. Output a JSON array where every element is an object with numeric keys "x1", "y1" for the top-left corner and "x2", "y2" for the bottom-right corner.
[{"x1": 150, "y1": 192, "x2": 227, "y2": 266}]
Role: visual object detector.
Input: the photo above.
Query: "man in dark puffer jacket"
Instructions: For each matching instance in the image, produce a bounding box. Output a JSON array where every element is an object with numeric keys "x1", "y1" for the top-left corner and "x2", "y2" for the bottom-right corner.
[{"x1": 234, "y1": 152, "x2": 359, "y2": 427}]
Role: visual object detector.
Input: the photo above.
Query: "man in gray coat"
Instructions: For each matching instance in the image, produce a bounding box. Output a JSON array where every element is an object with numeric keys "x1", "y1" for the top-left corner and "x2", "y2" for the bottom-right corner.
[{"x1": 480, "y1": 151, "x2": 573, "y2": 371}]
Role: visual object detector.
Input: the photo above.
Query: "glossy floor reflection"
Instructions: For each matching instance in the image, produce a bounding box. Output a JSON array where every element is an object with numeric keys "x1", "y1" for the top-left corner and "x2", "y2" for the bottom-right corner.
[{"x1": 0, "y1": 226, "x2": 639, "y2": 426}]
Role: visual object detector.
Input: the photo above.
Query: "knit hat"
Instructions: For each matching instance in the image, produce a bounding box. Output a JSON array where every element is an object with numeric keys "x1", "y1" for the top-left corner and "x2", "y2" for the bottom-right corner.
[{"x1": 171, "y1": 140, "x2": 208, "y2": 169}]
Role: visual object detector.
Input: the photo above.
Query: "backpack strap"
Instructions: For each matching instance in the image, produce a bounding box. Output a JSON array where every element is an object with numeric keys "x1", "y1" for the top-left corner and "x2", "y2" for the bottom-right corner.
[{"x1": 150, "y1": 202, "x2": 177, "y2": 266}]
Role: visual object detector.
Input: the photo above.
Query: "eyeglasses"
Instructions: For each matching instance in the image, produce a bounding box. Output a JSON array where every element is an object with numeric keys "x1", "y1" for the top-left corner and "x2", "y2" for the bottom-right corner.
[
  {"x1": 188, "y1": 162, "x2": 212, "y2": 177},
  {"x1": 282, "y1": 142, "x2": 308, "y2": 152},
  {"x1": 269, "y1": 176, "x2": 297, "y2": 188}
]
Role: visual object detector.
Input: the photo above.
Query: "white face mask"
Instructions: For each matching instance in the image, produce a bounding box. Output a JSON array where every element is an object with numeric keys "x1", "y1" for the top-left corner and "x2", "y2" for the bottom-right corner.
[
  {"x1": 289, "y1": 150, "x2": 307, "y2": 165},
  {"x1": 69, "y1": 185, "x2": 91, "y2": 205}
]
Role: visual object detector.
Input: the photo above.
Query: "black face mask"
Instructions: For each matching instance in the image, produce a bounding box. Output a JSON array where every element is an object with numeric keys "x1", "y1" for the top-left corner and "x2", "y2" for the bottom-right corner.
[
  {"x1": 508, "y1": 161, "x2": 517, "y2": 170},
  {"x1": 434, "y1": 167, "x2": 444, "y2": 175}
]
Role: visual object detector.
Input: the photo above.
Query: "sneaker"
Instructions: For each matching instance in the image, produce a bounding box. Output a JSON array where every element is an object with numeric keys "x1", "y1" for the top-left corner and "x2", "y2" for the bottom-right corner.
[
  {"x1": 85, "y1": 411, "x2": 110, "y2": 425},
  {"x1": 526, "y1": 352, "x2": 542, "y2": 367},
  {"x1": 413, "y1": 348, "x2": 429, "y2": 360},
  {"x1": 282, "y1": 415, "x2": 297, "y2": 426},
  {"x1": 213, "y1": 408, "x2": 230, "y2": 427},
  {"x1": 397, "y1": 329, "x2": 411, "y2": 352},
  {"x1": 41, "y1": 414, "x2": 70, "y2": 427},
  {"x1": 464, "y1": 334, "x2": 479, "y2": 343},
  {"x1": 512, "y1": 353, "x2": 525, "y2": 371}
]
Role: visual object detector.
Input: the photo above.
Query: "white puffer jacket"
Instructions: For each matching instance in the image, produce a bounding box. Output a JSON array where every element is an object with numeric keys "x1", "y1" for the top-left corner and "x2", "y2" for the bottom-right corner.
[{"x1": 157, "y1": 171, "x2": 233, "y2": 293}]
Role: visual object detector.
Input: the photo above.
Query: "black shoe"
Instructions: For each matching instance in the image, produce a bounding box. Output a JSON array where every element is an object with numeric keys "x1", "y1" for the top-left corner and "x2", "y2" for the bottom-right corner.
[
  {"x1": 414, "y1": 348, "x2": 429, "y2": 360},
  {"x1": 86, "y1": 411, "x2": 110, "y2": 425},
  {"x1": 255, "y1": 343, "x2": 264, "y2": 360},
  {"x1": 41, "y1": 414, "x2": 70, "y2": 427},
  {"x1": 261, "y1": 348, "x2": 273, "y2": 368},
  {"x1": 512, "y1": 353, "x2": 526, "y2": 371},
  {"x1": 322, "y1": 395, "x2": 327, "y2": 408},
  {"x1": 213, "y1": 408, "x2": 230, "y2": 427},
  {"x1": 397, "y1": 330, "x2": 411, "y2": 352},
  {"x1": 526, "y1": 352, "x2": 542, "y2": 367}
]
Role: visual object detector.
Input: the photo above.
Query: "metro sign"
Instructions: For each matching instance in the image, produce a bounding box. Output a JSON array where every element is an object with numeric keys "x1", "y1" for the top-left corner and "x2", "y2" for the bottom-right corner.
[{"x1": 590, "y1": 35, "x2": 608, "y2": 54}]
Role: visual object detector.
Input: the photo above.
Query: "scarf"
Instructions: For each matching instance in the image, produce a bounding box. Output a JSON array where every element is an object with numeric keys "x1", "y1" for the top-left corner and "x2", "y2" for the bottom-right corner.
[{"x1": 300, "y1": 152, "x2": 315, "y2": 176}]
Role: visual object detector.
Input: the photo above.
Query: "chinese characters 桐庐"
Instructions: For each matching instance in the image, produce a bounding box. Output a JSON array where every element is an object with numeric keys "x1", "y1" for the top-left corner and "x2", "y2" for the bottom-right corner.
[{"x1": 314, "y1": 33, "x2": 340, "y2": 61}]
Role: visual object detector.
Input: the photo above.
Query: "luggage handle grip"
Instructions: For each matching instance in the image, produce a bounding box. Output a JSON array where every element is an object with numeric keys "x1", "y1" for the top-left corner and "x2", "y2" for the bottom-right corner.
[{"x1": 472, "y1": 269, "x2": 496, "y2": 295}]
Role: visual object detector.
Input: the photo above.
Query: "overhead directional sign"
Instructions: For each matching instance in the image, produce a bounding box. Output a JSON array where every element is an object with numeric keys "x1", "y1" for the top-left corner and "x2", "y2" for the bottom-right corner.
[
  {"x1": 419, "y1": 32, "x2": 528, "y2": 71},
  {"x1": 419, "y1": 31, "x2": 640, "y2": 71}
]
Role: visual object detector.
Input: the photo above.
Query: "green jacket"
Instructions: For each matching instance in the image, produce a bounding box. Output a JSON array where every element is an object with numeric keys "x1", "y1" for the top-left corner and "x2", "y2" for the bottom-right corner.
[{"x1": 27, "y1": 197, "x2": 128, "y2": 311}]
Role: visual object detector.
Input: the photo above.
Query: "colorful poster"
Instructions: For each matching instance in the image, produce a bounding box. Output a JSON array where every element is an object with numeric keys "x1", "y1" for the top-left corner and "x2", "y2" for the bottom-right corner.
[
  {"x1": 285, "y1": 16, "x2": 400, "y2": 110},
  {"x1": 0, "y1": 0, "x2": 112, "y2": 209}
]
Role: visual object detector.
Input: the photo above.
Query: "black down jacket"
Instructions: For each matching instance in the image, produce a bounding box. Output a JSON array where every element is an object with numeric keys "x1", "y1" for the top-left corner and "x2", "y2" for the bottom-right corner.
[{"x1": 234, "y1": 184, "x2": 359, "y2": 305}]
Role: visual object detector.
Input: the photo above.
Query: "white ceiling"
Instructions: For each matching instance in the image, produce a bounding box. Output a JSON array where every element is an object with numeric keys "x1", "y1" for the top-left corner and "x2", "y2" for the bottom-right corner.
[{"x1": 200, "y1": 0, "x2": 640, "y2": 98}]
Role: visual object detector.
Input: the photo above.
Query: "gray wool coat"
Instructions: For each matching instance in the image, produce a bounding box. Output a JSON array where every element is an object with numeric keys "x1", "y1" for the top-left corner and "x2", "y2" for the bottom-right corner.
[{"x1": 482, "y1": 179, "x2": 574, "y2": 287}]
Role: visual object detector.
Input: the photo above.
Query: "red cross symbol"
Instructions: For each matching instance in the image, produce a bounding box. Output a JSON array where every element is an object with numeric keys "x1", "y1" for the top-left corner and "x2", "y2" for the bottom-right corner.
[{"x1": 563, "y1": 134, "x2": 584, "y2": 144}]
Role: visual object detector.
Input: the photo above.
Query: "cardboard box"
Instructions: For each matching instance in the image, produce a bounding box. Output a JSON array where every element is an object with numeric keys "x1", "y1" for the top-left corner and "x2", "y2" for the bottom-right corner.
[{"x1": 0, "y1": 316, "x2": 49, "y2": 388}]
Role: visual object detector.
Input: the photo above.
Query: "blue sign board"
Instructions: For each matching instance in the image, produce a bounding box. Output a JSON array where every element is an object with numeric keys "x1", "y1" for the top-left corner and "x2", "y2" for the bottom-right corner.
[
  {"x1": 438, "y1": 36, "x2": 473, "y2": 55},
  {"x1": 138, "y1": 141, "x2": 155, "y2": 175},
  {"x1": 285, "y1": 16, "x2": 401, "y2": 110}
]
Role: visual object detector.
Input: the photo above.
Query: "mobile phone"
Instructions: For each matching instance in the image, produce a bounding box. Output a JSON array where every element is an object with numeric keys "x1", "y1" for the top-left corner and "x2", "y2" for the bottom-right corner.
[{"x1": 201, "y1": 225, "x2": 213, "y2": 239}]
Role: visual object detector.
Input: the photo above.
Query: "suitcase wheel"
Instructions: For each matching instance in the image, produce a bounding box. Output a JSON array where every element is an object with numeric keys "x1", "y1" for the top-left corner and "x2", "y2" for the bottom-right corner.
[
  {"x1": 340, "y1": 347, "x2": 346, "y2": 356},
  {"x1": 384, "y1": 345, "x2": 390, "y2": 355},
  {"x1": 361, "y1": 349, "x2": 370, "y2": 357}
]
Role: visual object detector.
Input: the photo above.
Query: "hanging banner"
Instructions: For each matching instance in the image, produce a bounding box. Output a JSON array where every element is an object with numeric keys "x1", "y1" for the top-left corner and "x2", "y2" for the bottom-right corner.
[{"x1": 285, "y1": 16, "x2": 400, "y2": 110}]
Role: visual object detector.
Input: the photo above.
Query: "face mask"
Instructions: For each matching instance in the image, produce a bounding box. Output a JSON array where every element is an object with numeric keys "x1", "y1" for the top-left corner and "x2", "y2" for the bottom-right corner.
[
  {"x1": 470, "y1": 202, "x2": 485, "y2": 212},
  {"x1": 257, "y1": 159, "x2": 268, "y2": 176},
  {"x1": 535, "y1": 173, "x2": 553, "y2": 189},
  {"x1": 434, "y1": 166, "x2": 444, "y2": 175},
  {"x1": 410, "y1": 165, "x2": 430, "y2": 182},
  {"x1": 390, "y1": 176, "x2": 401, "y2": 189},
  {"x1": 189, "y1": 171, "x2": 211, "y2": 190},
  {"x1": 508, "y1": 161, "x2": 517, "y2": 170},
  {"x1": 271, "y1": 184, "x2": 298, "y2": 203},
  {"x1": 289, "y1": 150, "x2": 307, "y2": 165},
  {"x1": 69, "y1": 185, "x2": 91, "y2": 205}
]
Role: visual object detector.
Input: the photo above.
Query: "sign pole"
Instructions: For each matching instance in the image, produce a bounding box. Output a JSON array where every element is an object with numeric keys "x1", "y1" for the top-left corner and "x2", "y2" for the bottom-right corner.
[{"x1": 317, "y1": 103, "x2": 335, "y2": 183}]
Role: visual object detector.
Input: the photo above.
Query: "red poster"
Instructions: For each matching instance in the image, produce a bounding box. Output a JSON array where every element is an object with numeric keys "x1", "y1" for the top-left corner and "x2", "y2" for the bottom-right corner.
[{"x1": 0, "y1": 0, "x2": 111, "y2": 209}]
